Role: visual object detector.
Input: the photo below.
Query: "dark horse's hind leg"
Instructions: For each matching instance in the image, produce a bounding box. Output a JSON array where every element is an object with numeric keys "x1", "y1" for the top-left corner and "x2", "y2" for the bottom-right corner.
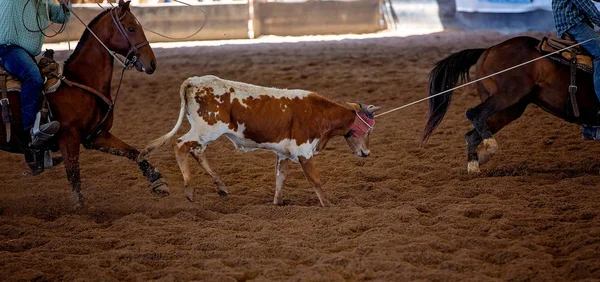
[
  {"x1": 465, "y1": 129, "x2": 482, "y2": 173},
  {"x1": 465, "y1": 101, "x2": 529, "y2": 173},
  {"x1": 84, "y1": 132, "x2": 169, "y2": 196}
]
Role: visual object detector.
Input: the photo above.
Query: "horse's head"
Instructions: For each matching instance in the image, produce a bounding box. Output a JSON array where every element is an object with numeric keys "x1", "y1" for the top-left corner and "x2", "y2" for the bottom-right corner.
[
  {"x1": 344, "y1": 103, "x2": 381, "y2": 158},
  {"x1": 104, "y1": 0, "x2": 157, "y2": 74}
]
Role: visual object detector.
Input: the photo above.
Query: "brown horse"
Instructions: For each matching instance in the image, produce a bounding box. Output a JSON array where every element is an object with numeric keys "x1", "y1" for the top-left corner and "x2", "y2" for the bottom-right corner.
[
  {"x1": 421, "y1": 36, "x2": 597, "y2": 173},
  {"x1": 0, "y1": 0, "x2": 168, "y2": 207}
]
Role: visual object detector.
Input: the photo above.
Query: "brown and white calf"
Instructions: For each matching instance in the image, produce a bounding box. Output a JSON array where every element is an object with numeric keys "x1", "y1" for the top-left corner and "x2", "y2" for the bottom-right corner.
[{"x1": 140, "y1": 75, "x2": 380, "y2": 207}]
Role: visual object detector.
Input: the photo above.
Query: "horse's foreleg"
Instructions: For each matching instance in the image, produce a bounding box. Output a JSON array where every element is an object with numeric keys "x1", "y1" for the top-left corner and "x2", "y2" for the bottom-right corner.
[
  {"x1": 58, "y1": 132, "x2": 83, "y2": 208},
  {"x1": 84, "y1": 132, "x2": 169, "y2": 196}
]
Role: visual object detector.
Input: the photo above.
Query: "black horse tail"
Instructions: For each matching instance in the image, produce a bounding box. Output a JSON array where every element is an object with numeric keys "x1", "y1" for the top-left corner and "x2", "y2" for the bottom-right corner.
[{"x1": 420, "y1": 48, "x2": 486, "y2": 146}]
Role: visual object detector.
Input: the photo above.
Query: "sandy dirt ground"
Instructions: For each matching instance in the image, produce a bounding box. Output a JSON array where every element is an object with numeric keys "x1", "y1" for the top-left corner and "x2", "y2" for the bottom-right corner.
[{"x1": 1, "y1": 30, "x2": 599, "y2": 281}]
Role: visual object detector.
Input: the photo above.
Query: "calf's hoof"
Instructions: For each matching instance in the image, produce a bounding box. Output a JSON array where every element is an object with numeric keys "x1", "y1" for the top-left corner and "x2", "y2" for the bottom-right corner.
[
  {"x1": 319, "y1": 199, "x2": 334, "y2": 208},
  {"x1": 216, "y1": 184, "x2": 228, "y2": 197},
  {"x1": 150, "y1": 178, "x2": 170, "y2": 197},
  {"x1": 274, "y1": 197, "x2": 284, "y2": 206},
  {"x1": 185, "y1": 191, "x2": 194, "y2": 202}
]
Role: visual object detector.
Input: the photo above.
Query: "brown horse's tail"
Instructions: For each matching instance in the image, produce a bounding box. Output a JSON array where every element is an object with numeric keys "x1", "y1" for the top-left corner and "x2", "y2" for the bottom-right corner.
[
  {"x1": 139, "y1": 80, "x2": 189, "y2": 160},
  {"x1": 420, "y1": 48, "x2": 486, "y2": 145}
]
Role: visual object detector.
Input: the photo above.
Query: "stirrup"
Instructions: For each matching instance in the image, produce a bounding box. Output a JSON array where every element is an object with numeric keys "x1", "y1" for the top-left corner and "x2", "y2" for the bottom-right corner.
[{"x1": 30, "y1": 112, "x2": 59, "y2": 148}]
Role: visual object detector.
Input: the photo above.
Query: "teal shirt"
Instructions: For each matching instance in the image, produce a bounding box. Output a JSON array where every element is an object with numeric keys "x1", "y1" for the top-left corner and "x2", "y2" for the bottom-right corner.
[{"x1": 0, "y1": 0, "x2": 71, "y2": 56}]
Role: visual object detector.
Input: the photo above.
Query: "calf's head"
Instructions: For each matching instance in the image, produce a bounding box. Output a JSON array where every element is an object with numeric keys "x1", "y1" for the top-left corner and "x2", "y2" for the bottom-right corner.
[{"x1": 344, "y1": 103, "x2": 381, "y2": 157}]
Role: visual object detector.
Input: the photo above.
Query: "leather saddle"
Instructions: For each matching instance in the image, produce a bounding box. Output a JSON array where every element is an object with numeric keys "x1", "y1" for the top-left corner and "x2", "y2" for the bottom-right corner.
[
  {"x1": 0, "y1": 51, "x2": 63, "y2": 94},
  {"x1": 537, "y1": 35, "x2": 593, "y2": 73}
]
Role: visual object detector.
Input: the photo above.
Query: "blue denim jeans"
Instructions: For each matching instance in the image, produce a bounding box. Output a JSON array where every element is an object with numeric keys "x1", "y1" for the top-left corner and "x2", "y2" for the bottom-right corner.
[
  {"x1": 567, "y1": 22, "x2": 600, "y2": 102},
  {"x1": 0, "y1": 44, "x2": 43, "y2": 132}
]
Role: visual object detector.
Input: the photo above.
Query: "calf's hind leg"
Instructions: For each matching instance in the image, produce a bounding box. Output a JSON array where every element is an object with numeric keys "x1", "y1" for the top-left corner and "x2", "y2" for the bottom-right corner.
[
  {"x1": 174, "y1": 142, "x2": 195, "y2": 202},
  {"x1": 174, "y1": 140, "x2": 228, "y2": 202},
  {"x1": 189, "y1": 147, "x2": 228, "y2": 197}
]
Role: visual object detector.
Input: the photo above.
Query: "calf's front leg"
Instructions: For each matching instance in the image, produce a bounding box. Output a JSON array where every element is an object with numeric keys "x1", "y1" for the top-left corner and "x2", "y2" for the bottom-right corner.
[{"x1": 299, "y1": 156, "x2": 332, "y2": 207}]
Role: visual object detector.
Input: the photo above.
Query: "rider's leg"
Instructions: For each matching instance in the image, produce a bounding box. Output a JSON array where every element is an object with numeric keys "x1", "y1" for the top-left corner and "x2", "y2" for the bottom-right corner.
[
  {"x1": 0, "y1": 45, "x2": 42, "y2": 131},
  {"x1": 567, "y1": 22, "x2": 600, "y2": 139},
  {"x1": 0, "y1": 45, "x2": 59, "y2": 145}
]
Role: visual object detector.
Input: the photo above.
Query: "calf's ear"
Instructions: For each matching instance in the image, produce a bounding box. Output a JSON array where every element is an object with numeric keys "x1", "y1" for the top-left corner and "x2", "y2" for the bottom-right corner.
[{"x1": 346, "y1": 102, "x2": 361, "y2": 111}]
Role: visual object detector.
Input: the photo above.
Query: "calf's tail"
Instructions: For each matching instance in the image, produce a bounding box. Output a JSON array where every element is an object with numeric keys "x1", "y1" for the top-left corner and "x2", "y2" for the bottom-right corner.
[{"x1": 139, "y1": 81, "x2": 189, "y2": 160}]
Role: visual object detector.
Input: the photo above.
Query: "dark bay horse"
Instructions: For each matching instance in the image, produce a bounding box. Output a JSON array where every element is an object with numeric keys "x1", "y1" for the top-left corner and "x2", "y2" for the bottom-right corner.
[
  {"x1": 421, "y1": 36, "x2": 597, "y2": 173},
  {"x1": 0, "y1": 0, "x2": 168, "y2": 207}
]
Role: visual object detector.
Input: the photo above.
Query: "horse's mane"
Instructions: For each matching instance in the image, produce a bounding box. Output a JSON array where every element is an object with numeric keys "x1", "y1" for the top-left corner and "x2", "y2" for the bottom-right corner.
[{"x1": 64, "y1": 8, "x2": 113, "y2": 66}]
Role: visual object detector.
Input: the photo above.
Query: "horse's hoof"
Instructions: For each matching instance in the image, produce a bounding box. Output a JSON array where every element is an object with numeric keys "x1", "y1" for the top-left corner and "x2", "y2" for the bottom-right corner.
[
  {"x1": 51, "y1": 156, "x2": 64, "y2": 167},
  {"x1": 73, "y1": 201, "x2": 83, "y2": 210},
  {"x1": 477, "y1": 152, "x2": 493, "y2": 165},
  {"x1": 467, "y1": 160, "x2": 481, "y2": 174},
  {"x1": 150, "y1": 178, "x2": 169, "y2": 197},
  {"x1": 480, "y1": 138, "x2": 498, "y2": 154},
  {"x1": 477, "y1": 139, "x2": 497, "y2": 166},
  {"x1": 72, "y1": 192, "x2": 84, "y2": 209}
]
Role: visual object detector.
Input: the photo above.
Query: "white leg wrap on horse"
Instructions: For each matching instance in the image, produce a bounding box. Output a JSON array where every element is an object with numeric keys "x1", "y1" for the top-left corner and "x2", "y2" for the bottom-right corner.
[
  {"x1": 478, "y1": 138, "x2": 498, "y2": 165},
  {"x1": 467, "y1": 160, "x2": 481, "y2": 174}
]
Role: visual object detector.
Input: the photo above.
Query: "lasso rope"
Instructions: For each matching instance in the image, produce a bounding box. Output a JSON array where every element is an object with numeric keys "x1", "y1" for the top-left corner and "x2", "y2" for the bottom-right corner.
[{"x1": 375, "y1": 37, "x2": 595, "y2": 118}]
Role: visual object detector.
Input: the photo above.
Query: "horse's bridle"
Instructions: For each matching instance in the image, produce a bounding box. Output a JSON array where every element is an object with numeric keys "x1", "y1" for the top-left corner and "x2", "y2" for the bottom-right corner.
[{"x1": 109, "y1": 7, "x2": 149, "y2": 69}]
